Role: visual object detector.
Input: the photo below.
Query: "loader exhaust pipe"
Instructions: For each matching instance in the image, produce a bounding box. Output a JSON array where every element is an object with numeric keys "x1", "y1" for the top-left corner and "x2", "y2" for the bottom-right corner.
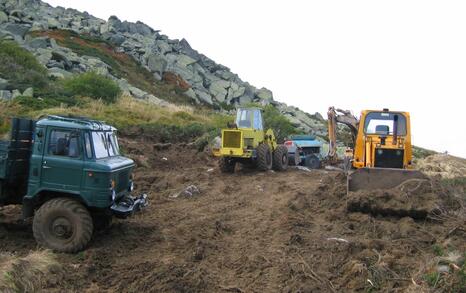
[{"x1": 392, "y1": 114, "x2": 398, "y2": 145}]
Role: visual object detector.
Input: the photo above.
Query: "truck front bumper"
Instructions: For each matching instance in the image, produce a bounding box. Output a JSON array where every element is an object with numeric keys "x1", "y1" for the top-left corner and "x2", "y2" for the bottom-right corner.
[{"x1": 110, "y1": 194, "x2": 148, "y2": 218}]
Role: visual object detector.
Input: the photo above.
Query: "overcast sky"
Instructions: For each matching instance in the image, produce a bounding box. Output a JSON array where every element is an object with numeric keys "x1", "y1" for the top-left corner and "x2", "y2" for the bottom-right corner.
[{"x1": 47, "y1": 0, "x2": 466, "y2": 158}]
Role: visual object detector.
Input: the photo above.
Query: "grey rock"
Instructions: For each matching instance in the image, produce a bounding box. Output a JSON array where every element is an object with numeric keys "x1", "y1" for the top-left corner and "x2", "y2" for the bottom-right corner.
[
  {"x1": 0, "y1": 11, "x2": 8, "y2": 23},
  {"x1": 175, "y1": 54, "x2": 197, "y2": 67},
  {"x1": 27, "y1": 37, "x2": 50, "y2": 49},
  {"x1": 147, "y1": 54, "x2": 167, "y2": 74},
  {"x1": 183, "y1": 88, "x2": 199, "y2": 103},
  {"x1": 48, "y1": 67, "x2": 72, "y2": 79},
  {"x1": 22, "y1": 87, "x2": 33, "y2": 97},
  {"x1": 128, "y1": 86, "x2": 147, "y2": 100},
  {"x1": 2, "y1": 23, "x2": 30, "y2": 37},
  {"x1": 47, "y1": 17, "x2": 61, "y2": 29},
  {"x1": 11, "y1": 89, "x2": 21, "y2": 99},
  {"x1": 178, "y1": 38, "x2": 200, "y2": 60},
  {"x1": 155, "y1": 40, "x2": 171, "y2": 54},
  {"x1": 146, "y1": 94, "x2": 170, "y2": 107},
  {"x1": 0, "y1": 78, "x2": 8, "y2": 90},
  {"x1": 109, "y1": 33, "x2": 126, "y2": 46},
  {"x1": 0, "y1": 90, "x2": 11, "y2": 100},
  {"x1": 209, "y1": 79, "x2": 230, "y2": 102},
  {"x1": 194, "y1": 89, "x2": 213, "y2": 105},
  {"x1": 255, "y1": 87, "x2": 273, "y2": 100}
]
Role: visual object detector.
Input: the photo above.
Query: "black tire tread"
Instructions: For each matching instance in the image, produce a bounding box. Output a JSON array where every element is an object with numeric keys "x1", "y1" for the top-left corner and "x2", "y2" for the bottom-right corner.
[
  {"x1": 33, "y1": 197, "x2": 93, "y2": 253},
  {"x1": 219, "y1": 157, "x2": 236, "y2": 173},
  {"x1": 273, "y1": 145, "x2": 289, "y2": 171},
  {"x1": 256, "y1": 143, "x2": 272, "y2": 171}
]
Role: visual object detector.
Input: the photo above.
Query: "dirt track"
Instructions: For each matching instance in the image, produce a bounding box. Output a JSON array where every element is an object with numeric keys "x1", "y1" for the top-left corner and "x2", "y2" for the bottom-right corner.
[{"x1": 1, "y1": 139, "x2": 465, "y2": 292}]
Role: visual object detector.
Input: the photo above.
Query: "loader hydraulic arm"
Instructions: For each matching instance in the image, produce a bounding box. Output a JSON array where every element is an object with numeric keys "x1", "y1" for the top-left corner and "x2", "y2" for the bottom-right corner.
[{"x1": 327, "y1": 107, "x2": 359, "y2": 162}]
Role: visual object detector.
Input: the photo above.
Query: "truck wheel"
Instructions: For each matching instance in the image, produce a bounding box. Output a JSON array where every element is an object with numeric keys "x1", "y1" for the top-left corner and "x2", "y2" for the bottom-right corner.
[
  {"x1": 219, "y1": 157, "x2": 236, "y2": 173},
  {"x1": 256, "y1": 143, "x2": 272, "y2": 171},
  {"x1": 273, "y1": 145, "x2": 289, "y2": 171},
  {"x1": 305, "y1": 155, "x2": 321, "y2": 169},
  {"x1": 33, "y1": 198, "x2": 93, "y2": 253}
]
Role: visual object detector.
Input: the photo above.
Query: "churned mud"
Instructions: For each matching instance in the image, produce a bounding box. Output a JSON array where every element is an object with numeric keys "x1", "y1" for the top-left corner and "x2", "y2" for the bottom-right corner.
[{"x1": 0, "y1": 137, "x2": 465, "y2": 292}]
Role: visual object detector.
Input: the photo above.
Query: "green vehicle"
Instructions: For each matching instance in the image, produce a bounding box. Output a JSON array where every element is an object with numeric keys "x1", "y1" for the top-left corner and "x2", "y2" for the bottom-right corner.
[{"x1": 0, "y1": 116, "x2": 147, "y2": 253}]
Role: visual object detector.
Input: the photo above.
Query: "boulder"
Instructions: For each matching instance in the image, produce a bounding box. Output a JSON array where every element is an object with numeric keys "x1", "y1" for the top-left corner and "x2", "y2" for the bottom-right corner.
[
  {"x1": 11, "y1": 89, "x2": 21, "y2": 99},
  {"x1": 147, "y1": 54, "x2": 167, "y2": 74},
  {"x1": 128, "y1": 86, "x2": 147, "y2": 100},
  {"x1": 109, "y1": 33, "x2": 126, "y2": 46},
  {"x1": 194, "y1": 89, "x2": 213, "y2": 105},
  {"x1": 255, "y1": 87, "x2": 273, "y2": 100},
  {"x1": 2, "y1": 23, "x2": 30, "y2": 38},
  {"x1": 0, "y1": 90, "x2": 11, "y2": 100},
  {"x1": 22, "y1": 87, "x2": 33, "y2": 97},
  {"x1": 0, "y1": 11, "x2": 8, "y2": 23},
  {"x1": 155, "y1": 40, "x2": 172, "y2": 54},
  {"x1": 146, "y1": 94, "x2": 170, "y2": 107},
  {"x1": 47, "y1": 17, "x2": 61, "y2": 29},
  {"x1": 0, "y1": 78, "x2": 8, "y2": 90},
  {"x1": 48, "y1": 67, "x2": 72, "y2": 79},
  {"x1": 183, "y1": 88, "x2": 199, "y2": 103},
  {"x1": 209, "y1": 80, "x2": 230, "y2": 102},
  {"x1": 26, "y1": 37, "x2": 50, "y2": 49},
  {"x1": 175, "y1": 54, "x2": 197, "y2": 67}
]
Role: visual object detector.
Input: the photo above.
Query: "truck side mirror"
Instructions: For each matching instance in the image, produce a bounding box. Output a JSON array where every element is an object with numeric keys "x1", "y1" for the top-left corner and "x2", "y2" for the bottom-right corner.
[{"x1": 37, "y1": 129, "x2": 44, "y2": 138}]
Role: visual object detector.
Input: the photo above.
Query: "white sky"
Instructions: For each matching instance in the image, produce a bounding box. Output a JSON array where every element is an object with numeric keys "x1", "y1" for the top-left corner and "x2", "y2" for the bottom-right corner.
[{"x1": 47, "y1": 0, "x2": 466, "y2": 158}]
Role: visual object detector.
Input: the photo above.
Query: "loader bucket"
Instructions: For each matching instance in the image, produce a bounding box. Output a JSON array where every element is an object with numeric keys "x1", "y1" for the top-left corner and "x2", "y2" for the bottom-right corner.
[{"x1": 347, "y1": 167, "x2": 428, "y2": 192}]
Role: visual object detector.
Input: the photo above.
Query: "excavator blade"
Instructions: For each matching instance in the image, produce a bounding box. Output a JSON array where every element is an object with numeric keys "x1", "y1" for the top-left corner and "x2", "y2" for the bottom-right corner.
[
  {"x1": 347, "y1": 168, "x2": 437, "y2": 219},
  {"x1": 347, "y1": 167, "x2": 428, "y2": 192}
]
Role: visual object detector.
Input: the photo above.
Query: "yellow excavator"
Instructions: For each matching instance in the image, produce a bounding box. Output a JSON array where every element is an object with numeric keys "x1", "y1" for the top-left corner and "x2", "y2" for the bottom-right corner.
[{"x1": 327, "y1": 107, "x2": 427, "y2": 192}]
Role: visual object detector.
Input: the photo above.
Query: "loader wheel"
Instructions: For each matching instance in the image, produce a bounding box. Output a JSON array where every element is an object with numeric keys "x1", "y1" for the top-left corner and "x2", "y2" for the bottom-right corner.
[
  {"x1": 33, "y1": 198, "x2": 93, "y2": 253},
  {"x1": 219, "y1": 157, "x2": 236, "y2": 173},
  {"x1": 273, "y1": 145, "x2": 289, "y2": 171},
  {"x1": 256, "y1": 143, "x2": 273, "y2": 171}
]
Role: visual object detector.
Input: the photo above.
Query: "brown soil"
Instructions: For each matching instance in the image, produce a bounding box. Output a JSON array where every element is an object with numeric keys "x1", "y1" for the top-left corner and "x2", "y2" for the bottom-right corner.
[{"x1": 0, "y1": 138, "x2": 465, "y2": 292}]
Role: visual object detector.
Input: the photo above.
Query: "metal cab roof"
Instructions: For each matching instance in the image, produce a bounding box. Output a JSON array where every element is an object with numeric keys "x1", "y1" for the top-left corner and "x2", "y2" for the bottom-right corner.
[{"x1": 36, "y1": 115, "x2": 115, "y2": 131}]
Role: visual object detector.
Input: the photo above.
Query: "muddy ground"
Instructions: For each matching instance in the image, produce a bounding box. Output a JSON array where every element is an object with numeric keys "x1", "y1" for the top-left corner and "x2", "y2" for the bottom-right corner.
[{"x1": 1, "y1": 138, "x2": 465, "y2": 293}]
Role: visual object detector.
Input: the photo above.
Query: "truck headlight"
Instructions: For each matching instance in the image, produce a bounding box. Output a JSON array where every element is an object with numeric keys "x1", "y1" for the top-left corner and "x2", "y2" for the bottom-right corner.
[{"x1": 128, "y1": 181, "x2": 134, "y2": 192}]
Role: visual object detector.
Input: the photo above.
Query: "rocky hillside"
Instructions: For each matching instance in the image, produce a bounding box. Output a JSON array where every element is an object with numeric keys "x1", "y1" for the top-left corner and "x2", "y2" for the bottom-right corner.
[{"x1": 0, "y1": 0, "x2": 326, "y2": 136}]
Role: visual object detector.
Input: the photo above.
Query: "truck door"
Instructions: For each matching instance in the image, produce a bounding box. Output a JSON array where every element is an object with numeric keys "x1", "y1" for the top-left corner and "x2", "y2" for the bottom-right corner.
[{"x1": 41, "y1": 128, "x2": 83, "y2": 193}]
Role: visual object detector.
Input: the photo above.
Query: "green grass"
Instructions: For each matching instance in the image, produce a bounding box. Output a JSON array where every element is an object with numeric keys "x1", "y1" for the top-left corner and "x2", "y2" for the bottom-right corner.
[
  {"x1": 63, "y1": 72, "x2": 121, "y2": 103},
  {"x1": 0, "y1": 40, "x2": 48, "y2": 92}
]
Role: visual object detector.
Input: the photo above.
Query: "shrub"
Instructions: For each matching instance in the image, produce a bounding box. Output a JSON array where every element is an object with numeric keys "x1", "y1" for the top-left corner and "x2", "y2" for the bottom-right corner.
[
  {"x1": 63, "y1": 72, "x2": 121, "y2": 103},
  {"x1": 263, "y1": 105, "x2": 299, "y2": 142},
  {"x1": 0, "y1": 41, "x2": 48, "y2": 91}
]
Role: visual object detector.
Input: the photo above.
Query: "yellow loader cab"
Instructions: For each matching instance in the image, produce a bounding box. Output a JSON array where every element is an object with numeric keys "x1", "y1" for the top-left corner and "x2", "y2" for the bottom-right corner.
[
  {"x1": 353, "y1": 109, "x2": 413, "y2": 169},
  {"x1": 214, "y1": 108, "x2": 289, "y2": 173}
]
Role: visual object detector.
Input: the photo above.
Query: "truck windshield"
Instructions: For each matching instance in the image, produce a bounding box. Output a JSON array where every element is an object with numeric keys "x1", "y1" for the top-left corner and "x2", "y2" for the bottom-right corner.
[
  {"x1": 91, "y1": 131, "x2": 120, "y2": 159},
  {"x1": 364, "y1": 112, "x2": 407, "y2": 135}
]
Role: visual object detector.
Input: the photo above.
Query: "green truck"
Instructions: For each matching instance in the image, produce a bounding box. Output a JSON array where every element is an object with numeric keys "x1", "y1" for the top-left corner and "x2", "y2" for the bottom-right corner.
[{"x1": 0, "y1": 116, "x2": 147, "y2": 253}]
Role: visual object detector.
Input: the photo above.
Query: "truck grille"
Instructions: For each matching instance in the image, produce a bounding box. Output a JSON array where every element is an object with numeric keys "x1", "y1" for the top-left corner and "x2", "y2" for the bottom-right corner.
[
  {"x1": 374, "y1": 148, "x2": 404, "y2": 168},
  {"x1": 223, "y1": 131, "x2": 241, "y2": 148}
]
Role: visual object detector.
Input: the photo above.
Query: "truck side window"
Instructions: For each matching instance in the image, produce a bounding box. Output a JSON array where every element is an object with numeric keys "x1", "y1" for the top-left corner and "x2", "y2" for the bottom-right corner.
[
  {"x1": 84, "y1": 132, "x2": 93, "y2": 159},
  {"x1": 48, "y1": 130, "x2": 80, "y2": 158}
]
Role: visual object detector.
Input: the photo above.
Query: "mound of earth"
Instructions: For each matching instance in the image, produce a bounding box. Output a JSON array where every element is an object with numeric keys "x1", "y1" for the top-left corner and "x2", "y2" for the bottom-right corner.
[
  {"x1": 347, "y1": 179, "x2": 441, "y2": 219},
  {"x1": 417, "y1": 154, "x2": 466, "y2": 179}
]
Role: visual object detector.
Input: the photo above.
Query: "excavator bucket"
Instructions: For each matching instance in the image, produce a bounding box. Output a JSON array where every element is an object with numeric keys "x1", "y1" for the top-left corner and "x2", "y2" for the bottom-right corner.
[
  {"x1": 347, "y1": 167, "x2": 428, "y2": 192},
  {"x1": 346, "y1": 168, "x2": 437, "y2": 219}
]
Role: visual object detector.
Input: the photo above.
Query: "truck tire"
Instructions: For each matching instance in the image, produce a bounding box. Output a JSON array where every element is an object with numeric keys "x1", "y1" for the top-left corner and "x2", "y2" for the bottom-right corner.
[
  {"x1": 273, "y1": 145, "x2": 289, "y2": 171},
  {"x1": 219, "y1": 157, "x2": 236, "y2": 173},
  {"x1": 256, "y1": 143, "x2": 272, "y2": 171},
  {"x1": 305, "y1": 154, "x2": 321, "y2": 169},
  {"x1": 33, "y1": 198, "x2": 93, "y2": 253}
]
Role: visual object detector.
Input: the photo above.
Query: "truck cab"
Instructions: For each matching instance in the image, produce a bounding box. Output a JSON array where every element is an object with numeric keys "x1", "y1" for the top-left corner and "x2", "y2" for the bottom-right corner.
[{"x1": 0, "y1": 116, "x2": 147, "y2": 253}]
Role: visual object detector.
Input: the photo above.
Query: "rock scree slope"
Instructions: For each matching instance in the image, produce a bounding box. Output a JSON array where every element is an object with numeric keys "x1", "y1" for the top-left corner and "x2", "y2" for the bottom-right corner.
[{"x1": 0, "y1": 0, "x2": 326, "y2": 135}]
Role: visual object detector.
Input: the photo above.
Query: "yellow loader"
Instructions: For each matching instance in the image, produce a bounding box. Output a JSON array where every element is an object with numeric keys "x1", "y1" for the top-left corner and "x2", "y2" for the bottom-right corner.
[{"x1": 213, "y1": 108, "x2": 289, "y2": 173}]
